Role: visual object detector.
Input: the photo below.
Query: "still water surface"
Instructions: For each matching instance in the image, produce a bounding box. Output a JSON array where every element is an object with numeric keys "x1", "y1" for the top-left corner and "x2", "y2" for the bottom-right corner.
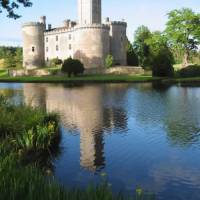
[{"x1": 0, "y1": 83, "x2": 200, "y2": 200}]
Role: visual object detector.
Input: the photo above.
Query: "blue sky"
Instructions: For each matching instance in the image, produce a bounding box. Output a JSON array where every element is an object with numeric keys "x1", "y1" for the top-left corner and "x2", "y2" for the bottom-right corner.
[{"x1": 0, "y1": 0, "x2": 200, "y2": 46}]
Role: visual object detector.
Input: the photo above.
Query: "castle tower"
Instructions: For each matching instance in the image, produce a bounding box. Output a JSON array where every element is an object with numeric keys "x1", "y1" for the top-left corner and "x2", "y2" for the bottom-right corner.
[
  {"x1": 22, "y1": 20, "x2": 45, "y2": 69},
  {"x1": 78, "y1": 0, "x2": 101, "y2": 24}
]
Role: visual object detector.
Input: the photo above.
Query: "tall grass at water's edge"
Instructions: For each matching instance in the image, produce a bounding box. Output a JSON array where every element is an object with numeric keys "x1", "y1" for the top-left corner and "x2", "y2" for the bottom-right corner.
[{"x1": 0, "y1": 95, "x2": 155, "y2": 200}]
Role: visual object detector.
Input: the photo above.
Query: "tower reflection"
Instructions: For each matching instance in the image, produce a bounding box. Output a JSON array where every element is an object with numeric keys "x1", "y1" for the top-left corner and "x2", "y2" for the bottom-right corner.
[{"x1": 23, "y1": 83, "x2": 128, "y2": 171}]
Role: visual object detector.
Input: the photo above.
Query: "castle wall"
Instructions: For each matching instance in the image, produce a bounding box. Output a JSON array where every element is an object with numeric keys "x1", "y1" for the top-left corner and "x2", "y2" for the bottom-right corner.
[
  {"x1": 22, "y1": 22, "x2": 45, "y2": 69},
  {"x1": 44, "y1": 28, "x2": 75, "y2": 61},
  {"x1": 109, "y1": 22, "x2": 127, "y2": 65},
  {"x1": 73, "y1": 24, "x2": 110, "y2": 68}
]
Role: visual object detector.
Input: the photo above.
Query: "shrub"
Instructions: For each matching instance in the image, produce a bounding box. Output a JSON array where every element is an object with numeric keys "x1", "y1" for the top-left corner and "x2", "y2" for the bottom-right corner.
[
  {"x1": 177, "y1": 65, "x2": 200, "y2": 77},
  {"x1": 152, "y1": 50, "x2": 174, "y2": 77},
  {"x1": 61, "y1": 58, "x2": 84, "y2": 77},
  {"x1": 105, "y1": 54, "x2": 114, "y2": 68},
  {"x1": 49, "y1": 58, "x2": 63, "y2": 67}
]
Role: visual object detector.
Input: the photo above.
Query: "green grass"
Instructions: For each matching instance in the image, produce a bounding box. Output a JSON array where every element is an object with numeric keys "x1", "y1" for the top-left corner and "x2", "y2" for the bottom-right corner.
[{"x1": 0, "y1": 74, "x2": 160, "y2": 83}]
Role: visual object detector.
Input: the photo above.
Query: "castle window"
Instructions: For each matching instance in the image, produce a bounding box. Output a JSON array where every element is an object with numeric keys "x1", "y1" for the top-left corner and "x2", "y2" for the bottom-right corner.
[
  {"x1": 69, "y1": 34, "x2": 71, "y2": 40},
  {"x1": 69, "y1": 44, "x2": 72, "y2": 50},
  {"x1": 46, "y1": 37, "x2": 48, "y2": 42},
  {"x1": 56, "y1": 35, "x2": 58, "y2": 41},
  {"x1": 46, "y1": 47, "x2": 48, "y2": 52},
  {"x1": 46, "y1": 57, "x2": 49, "y2": 61},
  {"x1": 56, "y1": 45, "x2": 59, "y2": 51},
  {"x1": 32, "y1": 46, "x2": 35, "y2": 52}
]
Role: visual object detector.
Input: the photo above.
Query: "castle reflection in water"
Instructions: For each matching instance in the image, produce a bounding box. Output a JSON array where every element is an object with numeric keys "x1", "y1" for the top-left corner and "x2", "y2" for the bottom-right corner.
[{"x1": 23, "y1": 83, "x2": 129, "y2": 171}]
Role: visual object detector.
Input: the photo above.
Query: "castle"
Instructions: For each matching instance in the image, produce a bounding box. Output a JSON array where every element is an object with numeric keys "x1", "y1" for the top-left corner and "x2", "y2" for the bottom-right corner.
[{"x1": 22, "y1": 0, "x2": 127, "y2": 69}]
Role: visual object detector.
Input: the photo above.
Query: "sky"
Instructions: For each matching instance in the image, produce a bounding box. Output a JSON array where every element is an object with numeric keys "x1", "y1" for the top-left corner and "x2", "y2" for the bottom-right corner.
[{"x1": 0, "y1": 0, "x2": 200, "y2": 46}]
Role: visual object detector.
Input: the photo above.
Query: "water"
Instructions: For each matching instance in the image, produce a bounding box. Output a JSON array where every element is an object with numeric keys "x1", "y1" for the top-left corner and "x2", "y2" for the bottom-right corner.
[{"x1": 0, "y1": 82, "x2": 200, "y2": 200}]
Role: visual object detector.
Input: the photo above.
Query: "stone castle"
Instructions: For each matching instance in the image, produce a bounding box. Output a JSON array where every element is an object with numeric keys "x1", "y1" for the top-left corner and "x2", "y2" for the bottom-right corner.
[{"x1": 22, "y1": 0, "x2": 127, "y2": 69}]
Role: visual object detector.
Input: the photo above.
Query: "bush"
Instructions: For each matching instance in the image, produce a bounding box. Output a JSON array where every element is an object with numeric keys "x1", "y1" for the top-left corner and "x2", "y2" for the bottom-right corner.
[
  {"x1": 105, "y1": 54, "x2": 114, "y2": 68},
  {"x1": 50, "y1": 58, "x2": 63, "y2": 67},
  {"x1": 61, "y1": 58, "x2": 84, "y2": 77},
  {"x1": 177, "y1": 65, "x2": 200, "y2": 77},
  {"x1": 152, "y1": 50, "x2": 174, "y2": 77}
]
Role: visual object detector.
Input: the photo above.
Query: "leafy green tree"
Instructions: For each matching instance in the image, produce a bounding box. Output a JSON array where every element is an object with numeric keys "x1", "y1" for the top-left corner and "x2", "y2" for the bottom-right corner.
[
  {"x1": 0, "y1": 0, "x2": 32, "y2": 19},
  {"x1": 126, "y1": 40, "x2": 139, "y2": 66},
  {"x1": 133, "y1": 25, "x2": 152, "y2": 67},
  {"x1": 165, "y1": 8, "x2": 200, "y2": 67},
  {"x1": 14, "y1": 47, "x2": 22, "y2": 68},
  {"x1": 144, "y1": 31, "x2": 174, "y2": 77}
]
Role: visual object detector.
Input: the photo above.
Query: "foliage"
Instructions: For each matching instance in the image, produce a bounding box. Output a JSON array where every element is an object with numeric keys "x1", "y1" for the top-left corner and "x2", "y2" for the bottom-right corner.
[
  {"x1": 105, "y1": 54, "x2": 114, "y2": 68},
  {"x1": 177, "y1": 65, "x2": 200, "y2": 78},
  {"x1": 152, "y1": 49, "x2": 174, "y2": 77},
  {"x1": 0, "y1": 46, "x2": 22, "y2": 68},
  {"x1": 165, "y1": 8, "x2": 200, "y2": 66},
  {"x1": 61, "y1": 57, "x2": 84, "y2": 77},
  {"x1": 49, "y1": 58, "x2": 63, "y2": 67},
  {"x1": 133, "y1": 26, "x2": 152, "y2": 67},
  {"x1": 0, "y1": 153, "x2": 155, "y2": 200},
  {"x1": 126, "y1": 40, "x2": 139, "y2": 66},
  {"x1": 0, "y1": 0, "x2": 32, "y2": 19}
]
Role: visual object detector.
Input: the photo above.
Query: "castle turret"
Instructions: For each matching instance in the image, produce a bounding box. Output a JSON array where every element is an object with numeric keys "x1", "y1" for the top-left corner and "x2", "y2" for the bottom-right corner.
[
  {"x1": 22, "y1": 20, "x2": 45, "y2": 69},
  {"x1": 78, "y1": 0, "x2": 101, "y2": 25},
  {"x1": 109, "y1": 21, "x2": 127, "y2": 65}
]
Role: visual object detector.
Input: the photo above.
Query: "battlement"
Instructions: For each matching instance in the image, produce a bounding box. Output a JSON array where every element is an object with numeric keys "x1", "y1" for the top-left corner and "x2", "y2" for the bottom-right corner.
[
  {"x1": 44, "y1": 26, "x2": 75, "y2": 35},
  {"x1": 110, "y1": 21, "x2": 127, "y2": 26},
  {"x1": 22, "y1": 22, "x2": 44, "y2": 27},
  {"x1": 75, "y1": 24, "x2": 110, "y2": 31}
]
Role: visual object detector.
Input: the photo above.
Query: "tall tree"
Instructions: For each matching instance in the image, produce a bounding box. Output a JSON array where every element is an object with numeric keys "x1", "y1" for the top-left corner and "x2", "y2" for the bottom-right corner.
[
  {"x1": 0, "y1": 0, "x2": 32, "y2": 19},
  {"x1": 133, "y1": 25, "x2": 152, "y2": 67},
  {"x1": 165, "y1": 8, "x2": 200, "y2": 67},
  {"x1": 126, "y1": 39, "x2": 139, "y2": 66}
]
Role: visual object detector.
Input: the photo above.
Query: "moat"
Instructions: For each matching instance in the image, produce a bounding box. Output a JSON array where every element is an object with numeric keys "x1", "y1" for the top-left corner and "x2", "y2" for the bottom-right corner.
[{"x1": 0, "y1": 82, "x2": 200, "y2": 200}]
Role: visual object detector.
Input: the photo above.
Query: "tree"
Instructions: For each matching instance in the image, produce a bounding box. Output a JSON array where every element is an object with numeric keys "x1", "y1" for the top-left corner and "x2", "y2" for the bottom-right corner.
[
  {"x1": 133, "y1": 25, "x2": 152, "y2": 67},
  {"x1": 61, "y1": 58, "x2": 84, "y2": 77},
  {"x1": 145, "y1": 31, "x2": 174, "y2": 77},
  {"x1": 0, "y1": 0, "x2": 32, "y2": 19},
  {"x1": 165, "y1": 8, "x2": 200, "y2": 67},
  {"x1": 126, "y1": 40, "x2": 139, "y2": 66}
]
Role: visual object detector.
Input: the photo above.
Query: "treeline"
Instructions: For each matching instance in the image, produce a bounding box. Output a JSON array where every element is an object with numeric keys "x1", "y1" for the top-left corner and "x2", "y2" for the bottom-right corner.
[
  {"x1": 0, "y1": 46, "x2": 22, "y2": 68},
  {"x1": 127, "y1": 8, "x2": 200, "y2": 77}
]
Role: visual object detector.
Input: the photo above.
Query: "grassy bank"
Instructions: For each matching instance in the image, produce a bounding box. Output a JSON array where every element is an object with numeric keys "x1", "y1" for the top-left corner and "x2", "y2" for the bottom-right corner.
[
  {"x1": 0, "y1": 74, "x2": 161, "y2": 83},
  {"x1": 0, "y1": 95, "x2": 154, "y2": 200}
]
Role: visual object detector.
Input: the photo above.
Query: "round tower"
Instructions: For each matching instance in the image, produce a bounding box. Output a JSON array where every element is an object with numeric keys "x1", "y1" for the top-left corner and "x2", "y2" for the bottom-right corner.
[
  {"x1": 109, "y1": 22, "x2": 127, "y2": 65},
  {"x1": 74, "y1": 24, "x2": 110, "y2": 68},
  {"x1": 22, "y1": 22, "x2": 45, "y2": 69}
]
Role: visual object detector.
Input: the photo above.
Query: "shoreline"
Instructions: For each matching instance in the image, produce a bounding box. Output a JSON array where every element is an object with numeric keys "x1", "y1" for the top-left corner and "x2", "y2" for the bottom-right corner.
[{"x1": 0, "y1": 75, "x2": 199, "y2": 86}]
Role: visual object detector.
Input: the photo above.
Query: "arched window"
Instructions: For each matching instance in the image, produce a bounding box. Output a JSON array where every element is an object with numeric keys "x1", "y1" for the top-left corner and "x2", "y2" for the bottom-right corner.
[
  {"x1": 56, "y1": 35, "x2": 58, "y2": 41},
  {"x1": 32, "y1": 46, "x2": 35, "y2": 52},
  {"x1": 69, "y1": 44, "x2": 72, "y2": 50},
  {"x1": 56, "y1": 45, "x2": 59, "y2": 51}
]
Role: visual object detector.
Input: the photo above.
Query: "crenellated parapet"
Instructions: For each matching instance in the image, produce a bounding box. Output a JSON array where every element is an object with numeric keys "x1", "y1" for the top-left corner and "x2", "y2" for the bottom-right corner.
[
  {"x1": 110, "y1": 21, "x2": 127, "y2": 26},
  {"x1": 74, "y1": 24, "x2": 109, "y2": 31},
  {"x1": 22, "y1": 22, "x2": 44, "y2": 27},
  {"x1": 44, "y1": 27, "x2": 75, "y2": 36}
]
